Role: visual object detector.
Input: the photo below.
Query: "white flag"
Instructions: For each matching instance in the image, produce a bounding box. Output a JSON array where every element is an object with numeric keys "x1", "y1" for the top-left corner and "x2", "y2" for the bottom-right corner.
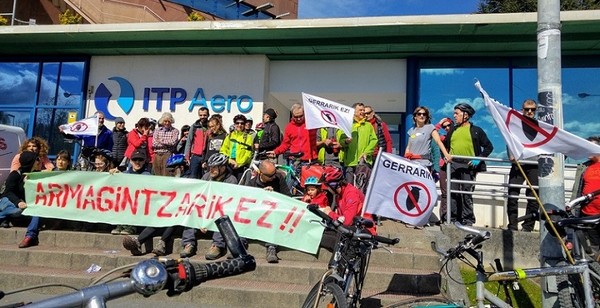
[
  {"x1": 59, "y1": 115, "x2": 99, "y2": 136},
  {"x1": 364, "y1": 151, "x2": 438, "y2": 226},
  {"x1": 302, "y1": 93, "x2": 354, "y2": 137},
  {"x1": 475, "y1": 81, "x2": 600, "y2": 160}
]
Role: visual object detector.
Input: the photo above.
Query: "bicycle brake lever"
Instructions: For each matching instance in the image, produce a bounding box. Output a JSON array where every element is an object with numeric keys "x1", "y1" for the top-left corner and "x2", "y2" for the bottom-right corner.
[{"x1": 377, "y1": 245, "x2": 393, "y2": 254}]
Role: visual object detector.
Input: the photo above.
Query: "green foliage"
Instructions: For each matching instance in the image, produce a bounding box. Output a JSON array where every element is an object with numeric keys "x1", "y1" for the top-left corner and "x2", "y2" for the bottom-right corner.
[
  {"x1": 59, "y1": 9, "x2": 82, "y2": 25},
  {"x1": 0, "y1": 15, "x2": 8, "y2": 26},
  {"x1": 477, "y1": 0, "x2": 600, "y2": 13},
  {"x1": 187, "y1": 11, "x2": 205, "y2": 21},
  {"x1": 461, "y1": 266, "x2": 542, "y2": 308}
]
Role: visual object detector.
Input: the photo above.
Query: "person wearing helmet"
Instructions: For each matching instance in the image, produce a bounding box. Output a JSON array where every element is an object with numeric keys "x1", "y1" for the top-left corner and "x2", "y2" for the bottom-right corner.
[
  {"x1": 321, "y1": 166, "x2": 375, "y2": 231},
  {"x1": 179, "y1": 153, "x2": 239, "y2": 260},
  {"x1": 244, "y1": 116, "x2": 256, "y2": 139},
  {"x1": 441, "y1": 103, "x2": 493, "y2": 226},
  {"x1": 220, "y1": 114, "x2": 254, "y2": 181},
  {"x1": 301, "y1": 176, "x2": 329, "y2": 209}
]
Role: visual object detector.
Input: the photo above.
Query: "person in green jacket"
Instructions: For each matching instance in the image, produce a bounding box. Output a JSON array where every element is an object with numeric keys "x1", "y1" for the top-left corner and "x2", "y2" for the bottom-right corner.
[
  {"x1": 220, "y1": 114, "x2": 254, "y2": 181},
  {"x1": 339, "y1": 102, "x2": 378, "y2": 184},
  {"x1": 316, "y1": 127, "x2": 343, "y2": 168}
]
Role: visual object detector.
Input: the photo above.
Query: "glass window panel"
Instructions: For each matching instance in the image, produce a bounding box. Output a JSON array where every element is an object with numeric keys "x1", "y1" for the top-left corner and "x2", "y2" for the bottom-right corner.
[
  {"x1": 419, "y1": 68, "x2": 510, "y2": 162},
  {"x1": 0, "y1": 110, "x2": 31, "y2": 133},
  {"x1": 378, "y1": 112, "x2": 401, "y2": 155},
  {"x1": 38, "y1": 62, "x2": 60, "y2": 106},
  {"x1": 34, "y1": 108, "x2": 75, "y2": 156},
  {"x1": 0, "y1": 62, "x2": 39, "y2": 106},
  {"x1": 57, "y1": 62, "x2": 86, "y2": 107}
]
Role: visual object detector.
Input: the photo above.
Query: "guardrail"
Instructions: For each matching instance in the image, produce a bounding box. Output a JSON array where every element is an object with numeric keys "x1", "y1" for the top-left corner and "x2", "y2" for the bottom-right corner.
[
  {"x1": 442, "y1": 155, "x2": 577, "y2": 227},
  {"x1": 65, "y1": 0, "x2": 164, "y2": 23}
]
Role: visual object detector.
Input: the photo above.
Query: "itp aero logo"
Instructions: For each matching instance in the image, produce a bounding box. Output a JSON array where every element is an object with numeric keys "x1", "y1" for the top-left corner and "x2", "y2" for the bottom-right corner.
[{"x1": 94, "y1": 77, "x2": 135, "y2": 121}]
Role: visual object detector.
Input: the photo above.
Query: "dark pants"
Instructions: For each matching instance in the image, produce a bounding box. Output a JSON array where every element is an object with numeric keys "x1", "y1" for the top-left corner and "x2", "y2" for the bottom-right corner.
[
  {"x1": 439, "y1": 165, "x2": 450, "y2": 222},
  {"x1": 188, "y1": 154, "x2": 204, "y2": 179},
  {"x1": 507, "y1": 163, "x2": 539, "y2": 231},
  {"x1": 450, "y1": 162, "x2": 476, "y2": 225},
  {"x1": 138, "y1": 226, "x2": 176, "y2": 244}
]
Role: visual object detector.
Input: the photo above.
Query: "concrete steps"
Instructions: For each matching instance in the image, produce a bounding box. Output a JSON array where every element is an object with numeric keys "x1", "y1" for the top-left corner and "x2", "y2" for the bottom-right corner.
[{"x1": 0, "y1": 221, "x2": 445, "y2": 307}]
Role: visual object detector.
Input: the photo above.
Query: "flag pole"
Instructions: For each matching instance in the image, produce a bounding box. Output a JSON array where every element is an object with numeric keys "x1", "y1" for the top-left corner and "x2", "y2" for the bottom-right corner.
[
  {"x1": 361, "y1": 148, "x2": 382, "y2": 216},
  {"x1": 513, "y1": 160, "x2": 574, "y2": 264},
  {"x1": 94, "y1": 113, "x2": 99, "y2": 148}
]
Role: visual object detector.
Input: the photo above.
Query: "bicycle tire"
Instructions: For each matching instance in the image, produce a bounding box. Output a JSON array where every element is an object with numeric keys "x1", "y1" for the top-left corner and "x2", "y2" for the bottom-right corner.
[
  {"x1": 557, "y1": 273, "x2": 586, "y2": 308},
  {"x1": 302, "y1": 281, "x2": 348, "y2": 308},
  {"x1": 384, "y1": 296, "x2": 460, "y2": 308}
]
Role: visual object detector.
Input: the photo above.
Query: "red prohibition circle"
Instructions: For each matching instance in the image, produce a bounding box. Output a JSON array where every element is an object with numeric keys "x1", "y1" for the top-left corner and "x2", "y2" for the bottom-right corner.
[
  {"x1": 393, "y1": 181, "x2": 432, "y2": 217},
  {"x1": 506, "y1": 109, "x2": 558, "y2": 148},
  {"x1": 70, "y1": 122, "x2": 89, "y2": 132},
  {"x1": 320, "y1": 110, "x2": 338, "y2": 125}
]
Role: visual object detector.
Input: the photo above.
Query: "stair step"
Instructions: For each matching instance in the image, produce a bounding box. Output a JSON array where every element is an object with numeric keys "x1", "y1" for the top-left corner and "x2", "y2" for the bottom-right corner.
[{"x1": 0, "y1": 264, "x2": 438, "y2": 307}]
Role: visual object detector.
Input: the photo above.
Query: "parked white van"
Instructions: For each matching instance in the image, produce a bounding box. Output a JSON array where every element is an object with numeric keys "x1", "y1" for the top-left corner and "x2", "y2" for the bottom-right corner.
[{"x1": 0, "y1": 124, "x2": 27, "y2": 185}]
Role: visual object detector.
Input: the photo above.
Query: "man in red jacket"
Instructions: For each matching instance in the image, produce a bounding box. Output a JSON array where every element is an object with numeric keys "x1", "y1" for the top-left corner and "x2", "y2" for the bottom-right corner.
[
  {"x1": 268, "y1": 104, "x2": 318, "y2": 164},
  {"x1": 364, "y1": 105, "x2": 393, "y2": 157}
]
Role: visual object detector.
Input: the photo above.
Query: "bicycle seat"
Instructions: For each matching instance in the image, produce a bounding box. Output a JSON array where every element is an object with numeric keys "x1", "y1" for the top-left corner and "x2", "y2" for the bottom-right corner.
[
  {"x1": 556, "y1": 215, "x2": 600, "y2": 229},
  {"x1": 285, "y1": 152, "x2": 303, "y2": 159}
]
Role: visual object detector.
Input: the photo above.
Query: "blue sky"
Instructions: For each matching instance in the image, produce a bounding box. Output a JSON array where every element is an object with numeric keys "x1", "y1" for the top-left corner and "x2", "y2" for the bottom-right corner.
[{"x1": 299, "y1": 0, "x2": 481, "y2": 18}]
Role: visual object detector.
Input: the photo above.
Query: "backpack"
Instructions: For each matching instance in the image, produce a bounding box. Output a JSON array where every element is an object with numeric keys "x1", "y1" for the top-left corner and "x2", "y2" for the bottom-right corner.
[{"x1": 354, "y1": 159, "x2": 372, "y2": 193}]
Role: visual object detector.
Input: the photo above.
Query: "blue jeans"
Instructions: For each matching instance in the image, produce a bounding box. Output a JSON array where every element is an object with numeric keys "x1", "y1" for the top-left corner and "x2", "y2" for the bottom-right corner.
[
  {"x1": 189, "y1": 155, "x2": 204, "y2": 179},
  {"x1": 26, "y1": 216, "x2": 40, "y2": 238},
  {"x1": 0, "y1": 197, "x2": 22, "y2": 220}
]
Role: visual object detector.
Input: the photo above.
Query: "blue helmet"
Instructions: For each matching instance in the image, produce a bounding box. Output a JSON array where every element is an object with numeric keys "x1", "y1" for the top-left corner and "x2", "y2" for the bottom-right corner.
[{"x1": 304, "y1": 176, "x2": 322, "y2": 186}]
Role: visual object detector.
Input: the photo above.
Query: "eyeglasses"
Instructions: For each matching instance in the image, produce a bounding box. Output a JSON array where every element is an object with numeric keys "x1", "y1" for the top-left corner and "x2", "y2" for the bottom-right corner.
[
  {"x1": 94, "y1": 162, "x2": 106, "y2": 167},
  {"x1": 415, "y1": 112, "x2": 427, "y2": 116},
  {"x1": 261, "y1": 171, "x2": 277, "y2": 178},
  {"x1": 235, "y1": 122, "x2": 245, "y2": 125},
  {"x1": 524, "y1": 108, "x2": 537, "y2": 112},
  {"x1": 131, "y1": 158, "x2": 144, "y2": 162},
  {"x1": 365, "y1": 111, "x2": 373, "y2": 115}
]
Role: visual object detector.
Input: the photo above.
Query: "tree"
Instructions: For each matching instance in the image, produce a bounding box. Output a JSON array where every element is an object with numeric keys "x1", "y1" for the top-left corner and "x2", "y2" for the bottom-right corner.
[
  {"x1": 477, "y1": 0, "x2": 600, "y2": 13},
  {"x1": 59, "y1": 9, "x2": 82, "y2": 24}
]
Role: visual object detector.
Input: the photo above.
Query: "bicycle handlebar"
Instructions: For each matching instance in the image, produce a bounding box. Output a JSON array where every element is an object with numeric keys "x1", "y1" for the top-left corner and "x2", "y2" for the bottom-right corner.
[
  {"x1": 435, "y1": 222, "x2": 491, "y2": 260},
  {"x1": 567, "y1": 188, "x2": 600, "y2": 209},
  {"x1": 307, "y1": 204, "x2": 399, "y2": 246},
  {"x1": 22, "y1": 216, "x2": 256, "y2": 308}
]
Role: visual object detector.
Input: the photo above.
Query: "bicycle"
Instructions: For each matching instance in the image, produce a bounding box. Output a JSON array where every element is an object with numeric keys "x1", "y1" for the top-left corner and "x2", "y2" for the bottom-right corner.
[
  {"x1": 430, "y1": 188, "x2": 600, "y2": 308},
  {"x1": 238, "y1": 151, "x2": 305, "y2": 197},
  {"x1": 302, "y1": 204, "x2": 399, "y2": 308},
  {"x1": 0, "y1": 215, "x2": 256, "y2": 307}
]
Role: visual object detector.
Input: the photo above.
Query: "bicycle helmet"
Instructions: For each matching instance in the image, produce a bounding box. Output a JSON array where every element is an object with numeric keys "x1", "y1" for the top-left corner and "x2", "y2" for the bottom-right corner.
[
  {"x1": 304, "y1": 176, "x2": 322, "y2": 187},
  {"x1": 323, "y1": 166, "x2": 344, "y2": 183},
  {"x1": 207, "y1": 153, "x2": 228, "y2": 167},
  {"x1": 454, "y1": 103, "x2": 475, "y2": 116}
]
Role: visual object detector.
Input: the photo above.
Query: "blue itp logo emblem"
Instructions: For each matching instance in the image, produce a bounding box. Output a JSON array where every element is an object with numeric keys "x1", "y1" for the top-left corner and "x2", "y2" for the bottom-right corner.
[{"x1": 94, "y1": 77, "x2": 135, "y2": 121}]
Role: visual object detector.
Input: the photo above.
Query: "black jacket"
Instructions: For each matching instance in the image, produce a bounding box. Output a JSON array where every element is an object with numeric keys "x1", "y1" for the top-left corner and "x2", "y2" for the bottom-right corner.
[
  {"x1": 256, "y1": 121, "x2": 281, "y2": 152},
  {"x1": 443, "y1": 123, "x2": 494, "y2": 172}
]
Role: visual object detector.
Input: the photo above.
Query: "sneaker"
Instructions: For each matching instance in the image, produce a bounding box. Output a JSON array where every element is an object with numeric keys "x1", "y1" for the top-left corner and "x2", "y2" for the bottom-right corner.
[
  {"x1": 122, "y1": 236, "x2": 143, "y2": 256},
  {"x1": 266, "y1": 246, "x2": 278, "y2": 263},
  {"x1": 111, "y1": 226, "x2": 122, "y2": 235},
  {"x1": 18, "y1": 236, "x2": 39, "y2": 248},
  {"x1": 120, "y1": 226, "x2": 136, "y2": 235},
  {"x1": 152, "y1": 240, "x2": 167, "y2": 256},
  {"x1": 180, "y1": 244, "x2": 197, "y2": 258},
  {"x1": 205, "y1": 244, "x2": 226, "y2": 260}
]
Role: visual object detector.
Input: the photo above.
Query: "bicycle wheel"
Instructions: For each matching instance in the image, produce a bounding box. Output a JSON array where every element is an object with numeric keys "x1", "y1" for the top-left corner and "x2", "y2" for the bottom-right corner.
[
  {"x1": 557, "y1": 273, "x2": 586, "y2": 308},
  {"x1": 302, "y1": 281, "x2": 348, "y2": 308},
  {"x1": 384, "y1": 296, "x2": 460, "y2": 308}
]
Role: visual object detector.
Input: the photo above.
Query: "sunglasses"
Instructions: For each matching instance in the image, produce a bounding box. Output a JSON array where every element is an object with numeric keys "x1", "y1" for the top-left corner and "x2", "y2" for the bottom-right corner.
[
  {"x1": 261, "y1": 171, "x2": 277, "y2": 178},
  {"x1": 365, "y1": 111, "x2": 373, "y2": 115},
  {"x1": 132, "y1": 158, "x2": 145, "y2": 162},
  {"x1": 235, "y1": 122, "x2": 245, "y2": 125},
  {"x1": 326, "y1": 182, "x2": 339, "y2": 189},
  {"x1": 415, "y1": 112, "x2": 427, "y2": 116},
  {"x1": 442, "y1": 124, "x2": 451, "y2": 129},
  {"x1": 524, "y1": 108, "x2": 537, "y2": 112},
  {"x1": 293, "y1": 115, "x2": 304, "y2": 119}
]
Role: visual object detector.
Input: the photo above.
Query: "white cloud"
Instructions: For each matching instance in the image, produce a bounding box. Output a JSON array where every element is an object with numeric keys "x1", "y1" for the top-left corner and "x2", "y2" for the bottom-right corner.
[{"x1": 420, "y1": 69, "x2": 464, "y2": 76}]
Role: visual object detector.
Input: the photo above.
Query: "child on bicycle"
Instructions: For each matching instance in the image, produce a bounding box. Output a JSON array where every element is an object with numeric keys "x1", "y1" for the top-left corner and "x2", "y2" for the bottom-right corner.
[{"x1": 301, "y1": 176, "x2": 329, "y2": 209}]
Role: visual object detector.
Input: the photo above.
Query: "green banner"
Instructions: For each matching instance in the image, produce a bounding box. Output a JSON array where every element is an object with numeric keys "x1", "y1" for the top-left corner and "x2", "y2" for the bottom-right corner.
[{"x1": 24, "y1": 171, "x2": 324, "y2": 254}]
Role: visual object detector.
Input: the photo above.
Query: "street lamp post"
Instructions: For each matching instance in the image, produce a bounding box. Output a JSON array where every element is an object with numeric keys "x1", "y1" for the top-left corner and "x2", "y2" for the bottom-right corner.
[{"x1": 578, "y1": 92, "x2": 600, "y2": 98}]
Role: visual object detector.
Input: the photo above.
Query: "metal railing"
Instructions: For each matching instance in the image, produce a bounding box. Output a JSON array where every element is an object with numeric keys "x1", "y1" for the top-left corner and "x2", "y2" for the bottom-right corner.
[
  {"x1": 442, "y1": 155, "x2": 576, "y2": 226},
  {"x1": 65, "y1": 0, "x2": 164, "y2": 23}
]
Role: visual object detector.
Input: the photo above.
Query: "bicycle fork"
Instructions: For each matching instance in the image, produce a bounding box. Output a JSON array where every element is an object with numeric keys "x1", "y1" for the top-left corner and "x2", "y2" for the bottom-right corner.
[{"x1": 313, "y1": 268, "x2": 336, "y2": 308}]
